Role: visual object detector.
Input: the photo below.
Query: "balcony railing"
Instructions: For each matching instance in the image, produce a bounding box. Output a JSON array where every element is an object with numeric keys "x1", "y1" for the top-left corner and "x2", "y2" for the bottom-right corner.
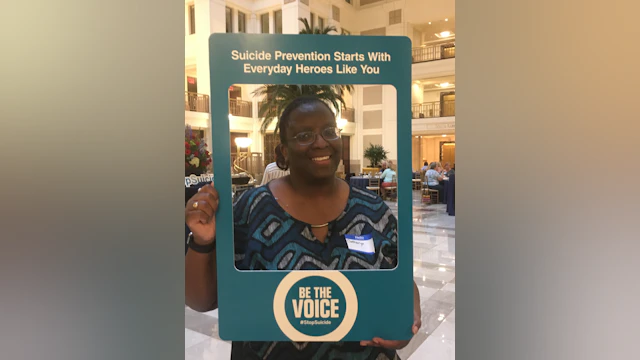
[
  {"x1": 342, "y1": 107, "x2": 355, "y2": 122},
  {"x1": 411, "y1": 100, "x2": 456, "y2": 118},
  {"x1": 185, "y1": 92, "x2": 209, "y2": 113},
  {"x1": 229, "y1": 99, "x2": 253, "y2": 117},
  {"x1": 412, "y1": 41, "x2": 456, "y2": 63}
]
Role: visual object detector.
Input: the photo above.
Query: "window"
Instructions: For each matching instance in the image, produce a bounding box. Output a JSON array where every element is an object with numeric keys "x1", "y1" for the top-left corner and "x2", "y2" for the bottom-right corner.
[
  {"x1": 274, "y1": 10, "x2": 283, "y2": 34},
  {"x1": 238, "y1": 11, "x2": 246, "y2": 33},
  {"x1": 188, "y1": 5, "x2": 196, "y2": 35},
  {"x1": 332, "y1": 6, "x2": 340, "y2": 22},
  {"x1": 310, "y1": 13, "x2": 315, "y2": 30},
  {"x1": 260, "y1": 13, "x2": 269, "y2": 33},
  {"x1": 389, "y1": 9, "x2": 402, "y2": 25},
  {"x1": 225, "y1": 7, "x2": 233, "y2": 33},
  {"x1": 318, "y1": 17, "x2": 325, "y2": 30}
]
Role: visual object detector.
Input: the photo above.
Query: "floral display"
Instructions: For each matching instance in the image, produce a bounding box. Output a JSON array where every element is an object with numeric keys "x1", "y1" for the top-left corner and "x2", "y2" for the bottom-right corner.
[{"x1": 185, "y1": 125, "x2": 211, "y2": 175}]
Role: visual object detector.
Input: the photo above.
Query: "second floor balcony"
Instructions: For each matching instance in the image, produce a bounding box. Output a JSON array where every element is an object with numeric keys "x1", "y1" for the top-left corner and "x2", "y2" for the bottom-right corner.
[
  {"x1": 412, "y1": 40, "x2": 456, "y2": 64},
  {"x1": 412, "y1": 100, "x2": 455, "y2": 118},
  {"x1": 185, "y1": 92, "x2": 209, "y2": 113},
  {"x1": 229, "y1": 99, "x2": 253, "y2": 118}
]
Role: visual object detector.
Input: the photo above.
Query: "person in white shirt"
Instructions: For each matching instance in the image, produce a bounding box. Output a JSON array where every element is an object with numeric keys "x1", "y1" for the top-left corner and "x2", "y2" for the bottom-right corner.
[{"x1": 260, "y1": 161, "x2": 290, "y2": 186}]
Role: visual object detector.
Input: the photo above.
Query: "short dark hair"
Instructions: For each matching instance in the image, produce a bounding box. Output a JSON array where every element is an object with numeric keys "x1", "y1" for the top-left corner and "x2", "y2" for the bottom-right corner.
[
  {"x1": 274, "y1": 96, "x2": 335, "y2": 170},
  {"x1": 277, "y1": 96, "x2": 334, "y2": 144}
]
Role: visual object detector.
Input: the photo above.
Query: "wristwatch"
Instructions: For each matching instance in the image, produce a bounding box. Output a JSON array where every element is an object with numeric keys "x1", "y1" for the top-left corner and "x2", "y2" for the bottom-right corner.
[{"x1": 187, "y1": 232, "x2": 216, "y2": 253}]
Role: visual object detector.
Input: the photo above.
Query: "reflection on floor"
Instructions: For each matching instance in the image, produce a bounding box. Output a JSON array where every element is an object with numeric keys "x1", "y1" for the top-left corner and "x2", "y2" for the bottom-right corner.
[{"x1": 185, "y1": 191, "x2": 455, "y2": 360}]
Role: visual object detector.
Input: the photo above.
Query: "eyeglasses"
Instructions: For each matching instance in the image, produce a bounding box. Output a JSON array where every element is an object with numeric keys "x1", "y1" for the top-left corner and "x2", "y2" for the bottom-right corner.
[{"x1": 290, "y1": 126, "x2": 341, "y2": 146}]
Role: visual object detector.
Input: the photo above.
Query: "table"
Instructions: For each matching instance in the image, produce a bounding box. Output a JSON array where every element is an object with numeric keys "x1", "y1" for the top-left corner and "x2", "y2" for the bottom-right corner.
[
  {"x1": 349, "y1": 176, "x2": 373, "y2": 190},
  {"x1": 446, "y1": 174, "x2": 455, "y2": 216}
]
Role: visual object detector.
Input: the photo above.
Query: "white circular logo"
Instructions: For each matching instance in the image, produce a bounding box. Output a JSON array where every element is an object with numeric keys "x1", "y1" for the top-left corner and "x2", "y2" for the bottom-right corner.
[{"x1": 272, "y1": 271, "x2": 358, "y2": 342}]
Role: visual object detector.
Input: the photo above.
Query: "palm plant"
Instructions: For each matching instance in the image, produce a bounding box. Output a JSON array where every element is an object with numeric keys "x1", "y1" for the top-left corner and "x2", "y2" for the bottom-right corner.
[
  {"x1": 253, "y1": 18, "x2": 353, "y2": 134},
  {"x1": 363, "y1": 144, "x2": 389, "y2": 167},
  {"x1": 298, "y1": 17, "x2": 337, "y2": 34}
]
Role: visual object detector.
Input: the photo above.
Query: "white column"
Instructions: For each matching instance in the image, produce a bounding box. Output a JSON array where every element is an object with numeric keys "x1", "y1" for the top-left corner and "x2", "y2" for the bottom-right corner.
[
  {"x1": 282, "y1": 0, "x2": 309, "y2": 34},
  {"x1": 194, "y1": 0, "x2": 226, "y2": 156},
  {"x1": 382, "y1": 86, "x2": 398, "y2": 163},
  {"x1": 249, "y1": 13, "x2": 258, "y2": 33},
  {"x1": 232, "y1": 7, "x2": 238, "y2": 33},
  {"x1": 269, "y1": 11, "x2": 275, "y2": 33},
  {"x1": 411, "y1": 83, "x2": 423, "y2": 104},
  {"x1": 353, "y1": 86, "x2": 363, "y2": 173},
  {"x1": 194, "y1": 0, "x2": 226, "y2": 97}
]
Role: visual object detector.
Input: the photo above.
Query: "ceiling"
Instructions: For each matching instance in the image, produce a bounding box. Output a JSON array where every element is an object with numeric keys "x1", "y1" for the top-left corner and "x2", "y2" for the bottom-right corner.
[
  {"x1": 414, "y1": 75, "x2": 456, "y2": 90},
  {"x1": 413, "y1": 17, "x2": 456, "y2": 43}
]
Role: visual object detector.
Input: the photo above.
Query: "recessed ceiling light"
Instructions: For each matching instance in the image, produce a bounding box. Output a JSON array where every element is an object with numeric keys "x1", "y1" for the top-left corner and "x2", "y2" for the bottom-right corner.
[
  {"x1": 442, "y1": 134, "x2": 447, "y2": 137},
  {"x1": 435, "y1": 31, "x2": 454, "y2": 39},
  {"x1": 428, "y1": 22, "x2": 432, "y2": 25},
  {"x1": 445, "y1": 18, "x2": 449, "y2": 21}
]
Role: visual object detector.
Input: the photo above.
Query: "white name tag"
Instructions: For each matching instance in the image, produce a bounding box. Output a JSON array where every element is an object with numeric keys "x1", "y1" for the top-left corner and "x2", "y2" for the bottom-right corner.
[{"x1": 344, "y1": 234, "x2": 375, "y2": 254}]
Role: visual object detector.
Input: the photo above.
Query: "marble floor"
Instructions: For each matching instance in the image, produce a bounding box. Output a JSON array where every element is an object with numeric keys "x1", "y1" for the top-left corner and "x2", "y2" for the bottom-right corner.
[{"x1": 185, "y1": 191, "x2": 455, "y2": 360}]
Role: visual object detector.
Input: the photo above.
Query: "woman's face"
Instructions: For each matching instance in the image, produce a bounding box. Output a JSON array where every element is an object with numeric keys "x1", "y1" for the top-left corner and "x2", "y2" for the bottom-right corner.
[{"x1": 282, "y1": 102, "x2": 342, "y2": 180}]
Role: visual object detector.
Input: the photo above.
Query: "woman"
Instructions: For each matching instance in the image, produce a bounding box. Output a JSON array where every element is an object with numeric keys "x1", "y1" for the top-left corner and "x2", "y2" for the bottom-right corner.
[
  {"x1": 426, "y1": 162, "x2": 445, "y2": 203},
  {"x1": 185, "y1": 96, "x2": 421, "y2": 360},
  {"x1": 442, "y1": 162, "x2": 452, "y2": 176},
  {"x1": 380, "y1": 161, "x2": 397, "y2": 196}
]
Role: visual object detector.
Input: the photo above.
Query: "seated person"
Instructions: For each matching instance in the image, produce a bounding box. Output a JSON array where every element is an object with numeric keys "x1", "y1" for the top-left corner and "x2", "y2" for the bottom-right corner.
[
  {"x1": 420, "y1": 161, "x2": 429, "y2": 173},
  {"x1": 442, "y1": 162, "x2": 452, "y2": 176},
  {"x1": 380, "y1": 161, "x2": 397, "y2": 190},
  {"x1": 426, "y1": 162, "x2": 445, "y2": 203}
]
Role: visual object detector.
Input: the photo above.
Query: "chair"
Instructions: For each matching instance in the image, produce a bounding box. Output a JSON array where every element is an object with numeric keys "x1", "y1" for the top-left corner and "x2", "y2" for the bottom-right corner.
[
  {"x1": 366, "y1": 177, "x2": 381, "y2": 196},
  {"x1": 412, "y1": 172, "x2": 422, "y2": 190},
  {"x1": 383, "y1": 175, "x2": 398, "y2": 201},
  {"x1": 420, "y1": 171, "x2": 439, "y2": 204}
]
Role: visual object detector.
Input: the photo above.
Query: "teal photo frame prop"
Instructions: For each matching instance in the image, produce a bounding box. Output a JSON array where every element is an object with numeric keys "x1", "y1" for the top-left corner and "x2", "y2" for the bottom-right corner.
[{"x1": 209, "y1": 33, "x2": 413, "y2": 342}]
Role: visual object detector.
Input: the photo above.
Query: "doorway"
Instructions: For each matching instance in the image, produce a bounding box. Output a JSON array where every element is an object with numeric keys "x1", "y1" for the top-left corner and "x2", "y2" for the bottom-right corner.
[
  {"x1": 440, "y1": 141, "x2": 456, "y2": 166},
  {"x1": 440, "y1": 91, "x2": 455, "y2": 117},
  {"x1": 187, "y1": 77, "x2": 198, "y2": 111}
]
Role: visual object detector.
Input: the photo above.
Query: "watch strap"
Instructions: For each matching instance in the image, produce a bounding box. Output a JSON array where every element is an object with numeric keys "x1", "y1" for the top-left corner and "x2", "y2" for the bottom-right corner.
[{"x1": 187, "y1": 232, "x2": 216, "y2": 253}]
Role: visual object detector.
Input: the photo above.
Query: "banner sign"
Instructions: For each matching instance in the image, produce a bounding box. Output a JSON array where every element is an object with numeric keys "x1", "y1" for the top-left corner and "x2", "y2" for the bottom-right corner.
[
  {"x1": 210, "y1": 33, "x2": 413, "y2": 342},
  {"x1": 184, "y1": 173, "x2": 213, "y2": 187}
]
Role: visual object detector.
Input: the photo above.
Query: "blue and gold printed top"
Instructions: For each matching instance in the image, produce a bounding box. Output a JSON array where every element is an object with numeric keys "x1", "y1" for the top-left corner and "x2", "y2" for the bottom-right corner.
[{"x1": 230, "y1": 184, "x2": 400, "y2": 360}]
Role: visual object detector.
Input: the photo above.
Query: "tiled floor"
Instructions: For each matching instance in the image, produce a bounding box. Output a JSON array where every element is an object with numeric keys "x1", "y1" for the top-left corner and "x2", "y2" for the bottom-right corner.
[{"x1": 185, "y1": 191, "x2": 455, "y2": 360}]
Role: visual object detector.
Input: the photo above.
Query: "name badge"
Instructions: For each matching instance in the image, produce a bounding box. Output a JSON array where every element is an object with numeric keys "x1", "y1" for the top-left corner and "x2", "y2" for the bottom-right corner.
[{"x1": 344, "y1": 234, "x2": 375, "y2": 254}]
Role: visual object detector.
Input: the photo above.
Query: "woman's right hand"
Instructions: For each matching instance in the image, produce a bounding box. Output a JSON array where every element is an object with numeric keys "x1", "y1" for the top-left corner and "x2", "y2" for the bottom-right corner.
[{"x1": 185, "y1": 183, "x2": 219, "y2": 245}]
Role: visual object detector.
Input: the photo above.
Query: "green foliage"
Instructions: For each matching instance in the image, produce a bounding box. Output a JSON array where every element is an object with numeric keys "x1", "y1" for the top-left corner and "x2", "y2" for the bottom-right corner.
[
  {"x1": 253, "y1": 18, "x2": 353, "y2": 133},
  {"x1": 363, "y1": 143, "x2": 389, "y2": 167}
]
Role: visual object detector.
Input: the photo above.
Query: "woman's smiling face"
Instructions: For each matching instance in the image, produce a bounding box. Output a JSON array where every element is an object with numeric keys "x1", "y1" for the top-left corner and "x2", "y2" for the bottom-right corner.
[{"x1": 282, "y1": 101, "x2": 342, "y2": 180}]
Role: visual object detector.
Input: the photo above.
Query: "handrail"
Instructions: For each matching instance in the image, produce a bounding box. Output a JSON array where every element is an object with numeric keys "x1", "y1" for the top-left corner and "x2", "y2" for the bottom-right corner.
[
  {"x1": 412, "y1": 40, "x2": 455, "y2": 63},
  {"x1": 411, "y1": 100, "x2": 455, "y2": 118},
  {"x1": 185, "y1": 92, "x2": 209, "y2": 113}
]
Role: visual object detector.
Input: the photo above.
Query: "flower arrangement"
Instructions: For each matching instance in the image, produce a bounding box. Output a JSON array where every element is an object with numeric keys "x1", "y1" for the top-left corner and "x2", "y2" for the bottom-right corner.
[{"x1": 185, "y1": 125, "x2": 211, "y2": 175}]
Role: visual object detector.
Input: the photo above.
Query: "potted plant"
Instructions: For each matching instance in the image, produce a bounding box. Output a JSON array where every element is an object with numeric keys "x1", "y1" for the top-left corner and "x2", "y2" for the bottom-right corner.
[
  {"x1": 363, "y1": 143, "x2": 389, "y2": 167},
  {"x1": 185, "y1": 125, "x2": 211, "y2": 176}
]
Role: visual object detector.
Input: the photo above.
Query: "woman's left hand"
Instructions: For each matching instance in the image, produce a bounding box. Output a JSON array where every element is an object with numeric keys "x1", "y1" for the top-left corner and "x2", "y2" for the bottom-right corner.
[{"x1": 359, "y1": 286, "x2": 422, "y2": 350}]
